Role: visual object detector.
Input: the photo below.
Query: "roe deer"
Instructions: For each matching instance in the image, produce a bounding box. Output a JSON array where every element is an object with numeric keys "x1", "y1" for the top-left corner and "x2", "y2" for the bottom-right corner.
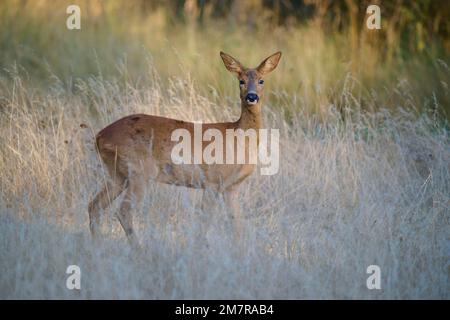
[{"x1": 88, "y1": 51, "x2": 282, "y2": 246}]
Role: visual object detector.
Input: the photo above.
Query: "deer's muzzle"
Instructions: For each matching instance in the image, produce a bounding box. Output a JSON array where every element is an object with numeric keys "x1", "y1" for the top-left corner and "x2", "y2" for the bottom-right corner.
[{"x1": 246, "y1": 92, "x2": 259, "y2": 105}]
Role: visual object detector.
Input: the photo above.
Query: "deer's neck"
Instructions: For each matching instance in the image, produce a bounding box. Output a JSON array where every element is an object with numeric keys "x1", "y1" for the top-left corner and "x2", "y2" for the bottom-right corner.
[{"x1": 237, "y1": 103, "x2": 263, "y2": 131}]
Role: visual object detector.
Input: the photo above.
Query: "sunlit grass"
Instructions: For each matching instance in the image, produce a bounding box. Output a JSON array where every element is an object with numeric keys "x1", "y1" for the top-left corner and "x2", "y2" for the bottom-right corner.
[
  {"x1": 0, "y1": 0, "x2": 449, "y2": 299},
  {"x1": 1, "y1": 61, "x2": 449, "y2": 298}
]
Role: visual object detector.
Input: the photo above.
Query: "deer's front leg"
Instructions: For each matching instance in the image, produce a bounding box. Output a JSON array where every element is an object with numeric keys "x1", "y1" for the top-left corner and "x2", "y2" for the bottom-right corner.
[
  {"x1": 224, "y1": 186, "x2": 242, "y2": 241},
  {"x1": 201, "y1": 188, "x2": 217, "y2": 213}
]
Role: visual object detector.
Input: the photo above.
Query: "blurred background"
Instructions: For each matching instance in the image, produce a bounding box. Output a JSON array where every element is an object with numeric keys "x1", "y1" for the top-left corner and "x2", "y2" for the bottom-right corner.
[{"x1": 1, "y1": 0, "x2": 449, "y2": 120}]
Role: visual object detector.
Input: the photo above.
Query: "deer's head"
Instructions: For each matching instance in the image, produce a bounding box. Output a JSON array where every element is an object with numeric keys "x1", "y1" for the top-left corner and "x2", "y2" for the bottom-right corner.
[{"x1": 220, "y1": 51, "x2": 282, "y2": 108}]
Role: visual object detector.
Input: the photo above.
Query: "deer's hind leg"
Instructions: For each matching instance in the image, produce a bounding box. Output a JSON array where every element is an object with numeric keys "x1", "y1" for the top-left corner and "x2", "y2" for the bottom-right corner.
[
  {"x1": 116, "y1": 178, "x2": 143, "y2": 247},
  {"x1": 115, "y1": 159, "x2": 158, "y2": 247},
  {"x1": 88, "y1": 176, "x2": 127, "y2": 238}
]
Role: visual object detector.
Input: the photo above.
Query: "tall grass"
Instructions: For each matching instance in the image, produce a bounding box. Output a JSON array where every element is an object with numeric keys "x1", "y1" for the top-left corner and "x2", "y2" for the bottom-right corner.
[
  {"x1": 0, "y1": 0, "x2": 449, "y2": 299},
  {"x1": 1, "y1": 61, "x2": 449, "y2": 298}
]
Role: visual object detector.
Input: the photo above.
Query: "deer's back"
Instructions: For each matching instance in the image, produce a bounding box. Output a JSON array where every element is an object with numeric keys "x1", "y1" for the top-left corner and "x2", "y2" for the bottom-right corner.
[{"x1": 95, "y1": 114, "x2": 255, "y2": 189}]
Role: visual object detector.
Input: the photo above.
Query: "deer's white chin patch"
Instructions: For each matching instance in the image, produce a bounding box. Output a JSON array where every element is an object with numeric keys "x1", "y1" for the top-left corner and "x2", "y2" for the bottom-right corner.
[{"x1": 246, "y1": 100, "x2": 258, "y2": 105}]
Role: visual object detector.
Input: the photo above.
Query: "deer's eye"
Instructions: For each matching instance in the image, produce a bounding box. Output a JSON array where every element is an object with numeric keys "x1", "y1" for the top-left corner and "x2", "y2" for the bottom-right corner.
[
  {"x1": 239, "y1": 80, "x2": 245, "y2": 85},
  {"x1": 259, "y1": 79, "x2": 264, "y2": 85}
]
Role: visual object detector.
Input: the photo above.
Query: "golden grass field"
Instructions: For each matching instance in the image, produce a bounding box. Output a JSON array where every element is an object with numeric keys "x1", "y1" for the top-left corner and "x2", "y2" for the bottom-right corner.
[{"x1": 0, "y1": 0, "x2": 449, "y2": 298}]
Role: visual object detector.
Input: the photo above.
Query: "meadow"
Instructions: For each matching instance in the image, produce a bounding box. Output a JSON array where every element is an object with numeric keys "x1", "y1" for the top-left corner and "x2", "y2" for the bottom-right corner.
[{"x1": 0, "y1": 0, "x2": 449, "y2": 299}]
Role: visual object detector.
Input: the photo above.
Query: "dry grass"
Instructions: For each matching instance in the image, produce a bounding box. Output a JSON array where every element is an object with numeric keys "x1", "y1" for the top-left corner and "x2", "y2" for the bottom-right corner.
[
  {"x1": 0, "y1": 0, "x2": 449, "y2": 299},
  {"x1": 0, "y1": 63, "x2": 449, "y2": 299}
]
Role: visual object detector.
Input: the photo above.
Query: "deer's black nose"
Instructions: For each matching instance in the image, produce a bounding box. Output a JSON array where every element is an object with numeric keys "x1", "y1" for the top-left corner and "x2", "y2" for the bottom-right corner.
[{"x1": 246, "y1": 93, "x2": 259, "y2": 103}]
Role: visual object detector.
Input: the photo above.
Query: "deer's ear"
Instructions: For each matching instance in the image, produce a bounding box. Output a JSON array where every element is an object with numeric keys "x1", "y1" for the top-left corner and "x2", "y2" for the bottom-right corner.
[
  {"x1": 256, "y1": 51, "x2": 282, "y2": 75},
  {"x1": 220, "y1": 51, "x2": 243, "y2": 76}
]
